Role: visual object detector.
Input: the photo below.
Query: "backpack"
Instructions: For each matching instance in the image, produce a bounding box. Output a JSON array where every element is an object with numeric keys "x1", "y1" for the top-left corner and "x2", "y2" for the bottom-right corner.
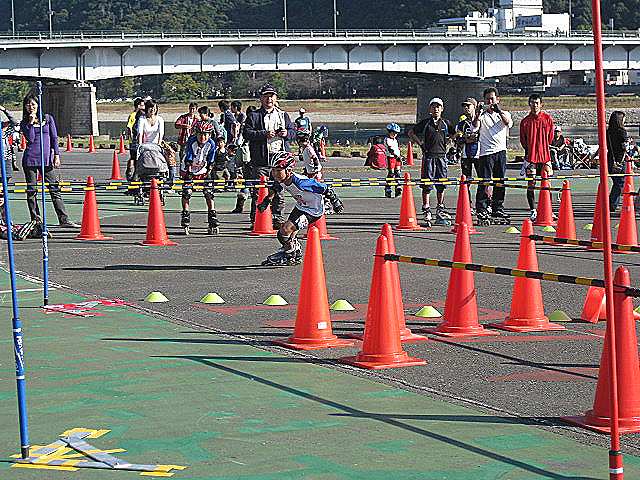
[{"x1": 365, "y1": 143, "x2": 388, "y2": 169}]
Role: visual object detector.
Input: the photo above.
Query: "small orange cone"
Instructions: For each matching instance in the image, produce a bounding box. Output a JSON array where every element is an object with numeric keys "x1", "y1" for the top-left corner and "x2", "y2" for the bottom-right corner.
[
  {"x1": 563, "y1": 266, "x2": 640, "y2": 433},
  {"x1": 395, "y1": 172, "x2": 426, "y2": 231},
  {"x1": 533, "y1": 171, "x2": 556, "y2": 226},
  {"x1": 303, "y1": 215, "x2": 337, "y2": 240},
  {"x1": 274, "y1": 226, "x2": 354, "y2": 350},
  {"x1": 491, "y1": 220, "x2": 565, "y2": 332},
  {"x1": 427, "y1": 223, "x2": 498, "y2": 337},
  {"x1": 588, "y1": 182, "x2": 604, "y2": 251},
  {"x1": 141, "y1": 178, "x2": 177, "y2": 246},
  {"x1": 555, "y1": 181, "x2": 576, "y2": 242},
  {"x1": 340, "y1": 234, "x2": 426, "y2": 369},
  {"x1": 75, "y1": 176, "x2": 112, "y2": 241},
  {"x1": 118, "y1": 134, "x2": 126, "y2": 154},
  {"x1": 624, "y1": 159, "x2": 635, "y2": 192},
  {"x1": 406, "y1": 142, "x2": 415, "y2": 166},
  {"x1": 451, "y1": 175, "x2": 480, "y2": 234},
  {"x1": 110, "y1": 151, "x2": 124, "y2": 181},
  {"x1": 615, "y1": 176, "x2": 638, "y2": 253},
  {"x1": 580, "y1": 286, "x2": 606, "y2": 323},
  {"x1": 65, "y1": 134, "x2": 73, "y2": 152},
  {"x1": 320, "y1": 138, "x2": 327, "y2": 159},
  {"x1": 249, "y1": 176, "x2": 277, "y2": 236},
  {"x1": 19, "y1": 133, "x2": 26, "y2": 151},
  {"x1": 88, "y1": 135, "x2": 96, "y2": 153}
]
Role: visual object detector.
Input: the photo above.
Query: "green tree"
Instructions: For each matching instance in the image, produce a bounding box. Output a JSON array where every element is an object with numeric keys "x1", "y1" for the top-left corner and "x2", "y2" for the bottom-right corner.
[
  {"x1": 161, "y1": 74, "x2": 201, "y2": 101},
  {"x1": 0, "y1": 80, "x2": 31, "y2": 105},
  {"x1": 270, "y1": 73, "x2": 288, "y2": 99}
]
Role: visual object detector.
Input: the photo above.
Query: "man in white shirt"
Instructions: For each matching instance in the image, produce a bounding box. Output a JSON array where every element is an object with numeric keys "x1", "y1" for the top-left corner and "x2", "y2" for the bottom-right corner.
[{"x1": 472, "y1": 87, "x2": 513, "y2": 224}]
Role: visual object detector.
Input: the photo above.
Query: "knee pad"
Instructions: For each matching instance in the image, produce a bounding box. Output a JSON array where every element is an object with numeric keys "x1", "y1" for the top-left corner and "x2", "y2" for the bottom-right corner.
[
  {"x1": 181, "y1": 186, "x2": 192, "y2": 201},
  {"x1": 203, "y1": 188, "x2": 214, "y2": 201}
]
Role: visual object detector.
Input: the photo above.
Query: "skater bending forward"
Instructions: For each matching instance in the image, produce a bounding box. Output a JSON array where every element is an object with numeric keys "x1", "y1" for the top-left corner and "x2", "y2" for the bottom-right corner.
[
  {"x1": 260, "y1": 151, "x2": 344, "y2": 266},
  {"x1": 180, "y1": 122, "x2": 219, "y2": 235}
]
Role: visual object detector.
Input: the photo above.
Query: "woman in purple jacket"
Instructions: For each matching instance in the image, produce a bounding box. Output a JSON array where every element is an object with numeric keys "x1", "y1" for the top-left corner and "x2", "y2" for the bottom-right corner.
[{"x1": 20, "y1": 94, "x2": 78, "y2": 227}]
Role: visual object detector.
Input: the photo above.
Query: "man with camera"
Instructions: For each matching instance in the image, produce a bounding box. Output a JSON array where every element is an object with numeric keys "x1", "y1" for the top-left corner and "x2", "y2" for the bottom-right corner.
[
  {"x1": 243, "y1": 83, "x2": 296, "y2": 228},
  {"x1": 473, "y1": 87, "x2": 513, "y2": 225}
]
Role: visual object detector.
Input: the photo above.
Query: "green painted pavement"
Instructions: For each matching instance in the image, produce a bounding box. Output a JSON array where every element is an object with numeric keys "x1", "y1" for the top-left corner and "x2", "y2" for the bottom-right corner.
[{"x1": 0, "y1": 271, "x2": 636, "y2": 479}]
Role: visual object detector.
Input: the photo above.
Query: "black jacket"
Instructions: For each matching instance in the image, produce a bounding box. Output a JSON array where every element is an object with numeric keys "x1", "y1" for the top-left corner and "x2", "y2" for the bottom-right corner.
[{"x1": 243, "y1": 107, "x2": 296, "y2": 167}]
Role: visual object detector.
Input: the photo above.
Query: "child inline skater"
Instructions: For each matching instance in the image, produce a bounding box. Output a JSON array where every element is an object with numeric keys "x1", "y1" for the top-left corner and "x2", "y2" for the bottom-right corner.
[
  {"x1": 212, "y1": 137, "x2": 232, "y2": 191},
  {"x1": 259, "y1": 151, "x2": 344, "y2": 266},
  {"x1": 296, "y1": 128, "x2": 322, "y2": 179},
  {"x1": 180, "y1": 122, "x2": 219, "y2": 235},
  {"x1": 384, "y1": 123, "x2": 403, "y2": 198}
]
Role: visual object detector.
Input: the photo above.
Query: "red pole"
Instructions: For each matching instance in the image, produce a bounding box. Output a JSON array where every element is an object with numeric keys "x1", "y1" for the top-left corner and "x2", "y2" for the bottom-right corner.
[{"x1": 590, "y1": 0, "x2": 623, "y2": 478}]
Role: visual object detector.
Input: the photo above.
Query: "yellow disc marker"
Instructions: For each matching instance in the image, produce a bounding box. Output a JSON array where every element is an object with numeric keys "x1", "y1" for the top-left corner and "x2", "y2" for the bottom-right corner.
[
  {"x1": 200, "y1": 293, "x2": 225, "y2": 304},
  {"x1": 583, "y1": 223, "x2": 594, "y2": 231},
  {"x1": 504, "y1": 226, "x2": 520, "y2": 234},
  {"x1": 548, "y1": 310, "x2": 572, "y2": 322},
  {"x1": 263, "y1": 295, "x2": 288, "y2": 306},
  {"x1": 330, "y1": 299, "x2": 355, "y2": 311},
  {"x1": 145, "y1": 292, "x2": 168, "y2": 303},
  {"x1": 414, "y1": 306, "x2": 442, "y2": 318}
]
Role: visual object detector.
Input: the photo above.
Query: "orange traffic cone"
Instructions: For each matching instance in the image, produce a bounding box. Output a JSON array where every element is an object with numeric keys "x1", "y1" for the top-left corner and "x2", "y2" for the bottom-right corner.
[
  {"x1": 75, "y1": 176, "x2": 112, "y2": 241},
  {"x1": 19, "y1": 133, "x2": 26, "y2": 151},
  {"x1": 491, "y1": 220, "x2": 565, "y2": 332},
  {"x1": 563, "y1": 266, "x2": 640, "y2": 433},
  {"x1": 588, "y1": 182, "x2": 604, "y2": 251},
  {"x1": 36, "y1": 170, "x2": 42, "y2": 182},
  {"x1": 624, "y1": 159, "x2": 635, "y2": 192},
  {"x1": 320, "y1": 138, "x2": 327, "y2": 159},
  {"x1": 580, "y1": 286, "x2": 606, "y2": 323},
  {"x1": 533, "y1": 171, "x2": 556, "y2": 226},
  {"x1": 451, "y1": 175, "x2": 480, "y2": 234},
  {"x1": 427, "y1": 223, "x2": 498, "y2": 337},
  {"x1": 274, "y1": 226, "x2": 354, "y2": 350},
  {"x1": 555, "y1": 181, "x2": 576, "y2": 242},
  {"x1": 110, "y1": 151, "x2": 124, "y2": 181},
  {"x1": 615, "y1": 177, "x2": 638, "y2": 253},
  {"x1": 340, "y1": 234, "x2": 426, "y2": 369},
  {"x1": 65, "y1": 134, "x2": 73, "y2": 152},
  {"x1": 88, "y1": 135, "x2": 96, "y2": 153},
  {"x1": 141, "y1": 179, "x2": 177, "y2": 246},
  {"x1": 406, "y1": 141, "x2": 415, "y2": 166},
  {"x1": 395, "y1": 172, "x2": 425, "y2": 231},
  {"x1": 118, "y1": 134, "x2": 126, "y2": 154},
  {"x1": 249, "y1": 176, "x2": 277, "y2": 236},
  {"x1": 303, "y1": 215, "x2": 337, "y2": 240}
]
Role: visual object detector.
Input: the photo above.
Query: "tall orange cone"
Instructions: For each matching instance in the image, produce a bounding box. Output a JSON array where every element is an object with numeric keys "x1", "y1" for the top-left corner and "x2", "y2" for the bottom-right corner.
[
  {"x1": 65, "y1": 134, "x2": 73, "y2": 152},
  {"x1": 580, "y1": 286, "x2": 606, "y2": 323},
  {"x1": 340, "y1": 234, "x2": 426, "y2": 369},
  {"x1": 406, "y1": 141, "x2": 415, "y2": 166},
  {"x1": 426, "y1": 223, "x2": 498, "y2": 337},
  {"x1": 451, "y1": 175, "x2": 480, "y2": 234},
  {"x1": 588, "y1": 182, "x2": 604, "y2": 251},
  {"x1": 555, "y1": 180, "x2": 576, "y2": 242},
  {"x1": 303, "y1": 215, "x2": 337, "y2": 240},
  {"x1": 88, "y1": 135, "x2": 96, "y2": 153},
  {"x1": 274, "y1": 226, "x2": 354, "y2": 350},
  {"x1": 624, "y1": 159, "x2": 635, "y2": 192},
  {"x1": 118, "y1": 134, "x2": 126, "y2": 154},
  {"x1": 491, "y1": 220, "x2": 565, "y2": 332},
  {"x1": 563, "y1": 266, "x2": 640, "y2": 433},
  {"x1": 75, "y1": 176, "x2": 113, "y2": 241},
  {"x1": 395, "y1": 172, "x2": 425, "y2": 231},
  {"x1": 249, "y1": 176, "x2": 277, "y2": 236},
  {"x1": 19, "y1": 133, "x2": 26, "y2": 151},
  {"x1": 110, "y1": 151, "x2": 124, "y2": 181},
  {"x1": 533, "y1": 171, "x2": 556, "y2": 226},
  {"x1": 141, "y1": 178, "x2": 177, "y2": 246},
  {"x1": 614, "y1": 175, "x2": 638, "y2": 253}
]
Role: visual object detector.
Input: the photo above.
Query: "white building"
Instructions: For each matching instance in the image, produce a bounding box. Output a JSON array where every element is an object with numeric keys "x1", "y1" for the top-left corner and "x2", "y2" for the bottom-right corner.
[{"x1": 437, "y1": 11, "x2": 496, "y2": 35}]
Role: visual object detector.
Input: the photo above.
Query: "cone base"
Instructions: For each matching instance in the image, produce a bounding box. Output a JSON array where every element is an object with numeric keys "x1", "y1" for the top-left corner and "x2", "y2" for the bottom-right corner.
[
  {"x1": 348, "y1": 329, "x2": 429, "y2": 343},
  {"x1": 141, "y1": 240, "x2": 178, "y2": 246},
  {"x1": 533, "y1": 220, "x2": 557, "y2": 227},
  {"x1": 489, "y1": 319, "x2": 565, "y2": 332},
  {"x1": 75, "y1": 234, "x2": 113, "y2": 241},
  {"x1": 248, "y1": 231, "x2": 277, "y2": 237},
  {"x1": 340, "y1": 353, "x2": 426, "y2": 370},
  {"x1": 578, "y1": 315, "x2": 600, "y2": 324},
  {"x1": 424, "y1": 325, "x2": 499, "y2": 337},
  {"x1": 110, "y1": 176, "x2": 124, "y2": 181},
  {"x1": 395, "y1": 225, "x2": 427, "y2": 231},
  {"x1": 561, "y1": 415, "x2": 640, "y2": 434},
  {"x1": 587, "y1": 245, "x2": 603, "y2": 251},
  {"x1": 451, "y1": 225, "x2": 481, "y2": 235},
  {"x1": 273, "y1": 336, "x2": 354, "y2": 351},
  {"x1": 614, "y1": 249, "x2": 638, "y2": 254}
]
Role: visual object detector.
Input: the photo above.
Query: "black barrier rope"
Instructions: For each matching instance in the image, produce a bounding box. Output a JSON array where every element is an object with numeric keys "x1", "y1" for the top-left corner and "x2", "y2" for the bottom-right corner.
[{"x1": 528, "y1": 234, "x2": 640, "y2": 253}]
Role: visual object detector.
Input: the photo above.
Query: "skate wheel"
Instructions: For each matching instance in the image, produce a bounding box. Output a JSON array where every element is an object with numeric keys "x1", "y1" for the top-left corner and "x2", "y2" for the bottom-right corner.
[{"x1": 183, "y1": 227, "x2": 190, "y2": 235}]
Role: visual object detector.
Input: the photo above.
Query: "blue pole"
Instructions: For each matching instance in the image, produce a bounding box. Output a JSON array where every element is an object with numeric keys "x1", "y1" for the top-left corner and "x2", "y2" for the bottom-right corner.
[
  {"x1": 1, "y1": 122, "x2": 30, "y2": 458},
  {"x1": 36, "y1": 82, "x2": 49, "y2": 306}
]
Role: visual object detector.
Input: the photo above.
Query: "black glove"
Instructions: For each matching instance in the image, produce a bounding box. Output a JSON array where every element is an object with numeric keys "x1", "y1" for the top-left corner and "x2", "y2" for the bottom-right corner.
[
  {"x1": 324, "y1": 187, "x2": 344, "y2": 214},
  {"x1": 257, "y1": 197, "x2": 271, "y2": 212},
  {"x1": 492, "y1": 103, "x2": 501, "y2": 114}
]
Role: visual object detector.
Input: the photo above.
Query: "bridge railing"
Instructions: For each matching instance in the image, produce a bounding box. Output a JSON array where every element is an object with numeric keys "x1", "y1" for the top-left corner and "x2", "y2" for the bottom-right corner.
[{"x1": 0, "y1": 28, "x2": 639, "y2": 42}]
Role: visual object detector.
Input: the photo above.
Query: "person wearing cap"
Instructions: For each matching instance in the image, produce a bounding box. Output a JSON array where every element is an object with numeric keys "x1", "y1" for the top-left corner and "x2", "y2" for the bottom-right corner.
[
  {"x1": 519, "y1": 93, "x2": 555, "y2": 221},
  {"x1": 455, "y1": 98, "x2": 480, "y2": 209},
  {"x1": 243, "y1": 83, "x2": 296, "y2": 228},
  {"x1": 550, "y1": 125, "x2": 568, "y2": 170},
  {"x1": 295, "y1": 107, "x2": 312, "y2": 133},
  {"x1": 407, "y1": 97, "x2": 455, "y2": 227},
  {"x1": 473, "y1": 87, "x2": 513, "y2": 225}
]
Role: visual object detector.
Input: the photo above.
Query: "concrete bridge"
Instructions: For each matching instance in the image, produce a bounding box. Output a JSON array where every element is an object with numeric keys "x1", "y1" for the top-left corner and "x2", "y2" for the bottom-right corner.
[{"x1": 2, "y1": 29, "x2": 636, "y2": 134}]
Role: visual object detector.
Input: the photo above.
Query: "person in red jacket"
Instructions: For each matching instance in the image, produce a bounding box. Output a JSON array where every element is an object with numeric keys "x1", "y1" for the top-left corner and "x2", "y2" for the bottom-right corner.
[{"x1": 520, "y1": 93, "x2": 555, "y2": 221}]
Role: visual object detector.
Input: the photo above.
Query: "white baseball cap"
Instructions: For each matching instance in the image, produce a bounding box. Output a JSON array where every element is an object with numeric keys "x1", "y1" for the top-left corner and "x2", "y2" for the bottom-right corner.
[{"x1": 429, "y1": 97, "x2": 444, "y2": 107}]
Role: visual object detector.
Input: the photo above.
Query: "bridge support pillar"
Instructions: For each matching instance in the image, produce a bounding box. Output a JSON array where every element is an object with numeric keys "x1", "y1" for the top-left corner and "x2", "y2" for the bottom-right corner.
[
  {"x1": 43, "y1": 83, "x2": 98, "y2": 137},
  {"x1": 416, "y1": 78, "x2": 498, "y2": 123}
]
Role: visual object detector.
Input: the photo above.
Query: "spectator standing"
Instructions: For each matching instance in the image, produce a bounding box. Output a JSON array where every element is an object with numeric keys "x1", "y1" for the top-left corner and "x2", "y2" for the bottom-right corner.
[
  {"x1": 519, "y1": 93, "x2": 555, "y2": 221},
  {"x1": 20, "y1": 94, "x2": 78, "y2": 228},
  {"x1": 219, "y1": 100, "x2": 237, "y2": 144},
  {"x1": 607, "y1": 110, "x2": 628, "y2": 212},
  {"x1": 174, "y1": 102, "x2": 198, "y2": 159},
  {"x1": 295, "y1": 108, "x2": 312, "y2": 132},
  {"x1": 125, "y1": 97, "x2": 145, "y2": 180},
  {"x1": 455, "y1": 98, "x2": 480, "y2": 209},
  {"x1": 230, "y1": 100, "x2": 246, "y2": 145},
  {"x1": 1, "y1": 105, "x2": 19, "y2": 175},
  {"x1": 407, "y1": 97, "x2": 455, "y2": 227},
  {"x1": 473, "y1": 87, "x2": 513, "y2": 225},
  {"x1": 243, "y1": 83, "x2": 296, "y2": 228},
  {"x1": 137, "y1": 99, "x2": 165, "y2": 146}
]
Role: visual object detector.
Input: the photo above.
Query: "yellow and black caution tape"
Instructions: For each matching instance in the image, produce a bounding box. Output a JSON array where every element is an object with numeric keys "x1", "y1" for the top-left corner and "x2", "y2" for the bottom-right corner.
[{"x1": 529, "y1": 234, "x2": 640, "y2": 253}]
